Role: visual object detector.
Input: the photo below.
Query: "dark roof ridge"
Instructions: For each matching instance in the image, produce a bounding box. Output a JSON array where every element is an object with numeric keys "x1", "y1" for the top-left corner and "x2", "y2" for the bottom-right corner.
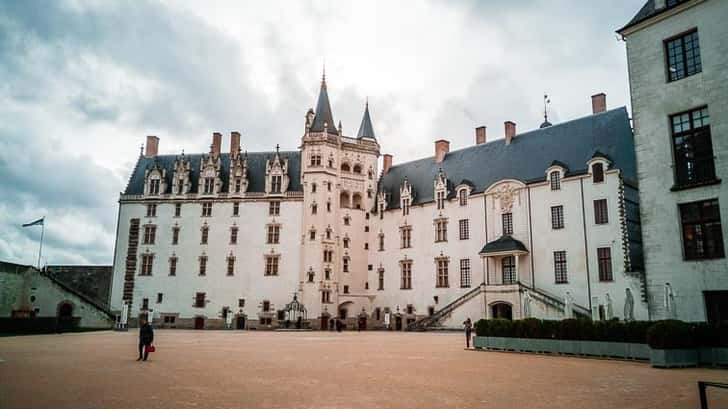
[
  {"x1": 387, "y1": 106, "x2": 628, "y2": 172},
  {"x1": 148, "y1": 149, "x2": 300, "y2": 159}
]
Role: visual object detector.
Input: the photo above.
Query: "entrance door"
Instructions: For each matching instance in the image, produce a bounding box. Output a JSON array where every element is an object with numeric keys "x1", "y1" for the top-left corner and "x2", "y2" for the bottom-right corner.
[
  {"x1": 395, "y1": 316, "x2": 402, "y2": 331},
  {"x1": 321, "y1": 316, "x2": 328, "y2": 330},
  {"x1": 705, "y1": 291, "x2": 728, "y2": 323},
  {"x1": 491, "y1": 303, "x2": 513, "y2": 320},
  {"x1": 236, "y1": 316, "x2": 246, "y2": 330},
  {"x1": 57, "y1": 302, "x2": 74, "y2": 333},
  {"x1": 194, "y1": 317, "x2": 205, "y2": 329}
]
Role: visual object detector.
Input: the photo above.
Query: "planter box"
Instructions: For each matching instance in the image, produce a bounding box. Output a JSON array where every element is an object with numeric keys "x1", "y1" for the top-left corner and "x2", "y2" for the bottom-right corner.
[
  {"x1": 473, "y1": 336, "x2": 649, "y2": 360},
  {"x1": 698, "y1": 347, "x2": 728, "y2": 367},
  {"x1": 650, "y1": 348, "x2": 698, "y2": 368}
]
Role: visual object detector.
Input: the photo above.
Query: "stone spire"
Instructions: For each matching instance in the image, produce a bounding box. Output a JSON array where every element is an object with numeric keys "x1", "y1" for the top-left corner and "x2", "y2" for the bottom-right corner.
[
  {"x1": 310, "y1": 68, "x2": 338, "y2": 135},
  {"x1": 356, "y1": 99, "x2": 376, "y2": 139}
]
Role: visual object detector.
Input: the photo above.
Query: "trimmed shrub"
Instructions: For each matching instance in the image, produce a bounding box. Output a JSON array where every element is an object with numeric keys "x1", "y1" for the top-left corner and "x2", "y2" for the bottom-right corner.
[
  {"x1": 646, "y1": 320, "x2": 695, "y2": 349},
  {"x1": 474, "y1": 318, "x2": 652, "y2": 343}
]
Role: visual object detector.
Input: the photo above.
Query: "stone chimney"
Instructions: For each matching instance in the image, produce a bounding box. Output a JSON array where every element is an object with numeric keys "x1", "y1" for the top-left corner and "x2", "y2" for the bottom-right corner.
[
  {"x1": 476, "y1": 126, "x2": 487, "y2": 145},
  {"x1": 504, "y1": 122, "x2": 516, "y2": 145},
  {"x1": 591, "y1": 93, "x2": 607, "y2": 114},
  {"x1": 145, "y1": 135, "x2": 159, "y2": 157},
  {"x1": 230, "y1": 131, "x2": 241, "y2": 158},
  {"x1": 383, "y1": 154, "x2": 393, "y2": 175},
  {"x1": 211, "y1": 132, "x2": 222, "y2": 156},
  {"x1": 435, "y1": 140, "x2": 450, "y2": 163}
]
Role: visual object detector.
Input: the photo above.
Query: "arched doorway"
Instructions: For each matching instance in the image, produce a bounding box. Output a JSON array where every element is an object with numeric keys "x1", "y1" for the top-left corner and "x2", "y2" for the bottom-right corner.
[
  {"x1": 491, "y1": 302, "x2": 513, "y2": 320},
  {"x1": 57, "y1": 302, "x2": 74, "y2": 332},
  {"x1": 194, "y1": 316, "x2": 205, "y2": 329}
]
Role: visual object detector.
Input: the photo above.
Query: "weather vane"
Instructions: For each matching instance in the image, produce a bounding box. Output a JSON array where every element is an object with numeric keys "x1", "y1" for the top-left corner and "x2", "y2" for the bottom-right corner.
[{"x1": 543, "y1": 93, "x2": 551, "y2": 122}]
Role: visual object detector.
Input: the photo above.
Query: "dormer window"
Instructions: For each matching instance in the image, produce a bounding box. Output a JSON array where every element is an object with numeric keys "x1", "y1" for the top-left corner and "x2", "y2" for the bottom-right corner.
[
  {"x1": 271, "y1": 175, "x2": 282, "y2": 193},
  {"x1": 203, "y1": 177, "x2": 214, "y2": 194},
  {"x1": 402, "y1": 198, "x2": 410, "y2": 216},
  {"x1": 436, "y1": 191, "x2": 446, "y2": 210},
  {"x1": 550, "y1": 171, "x2": 561, "y2": 190},
  {"x1": 592, "y1": 163, "x2": 604, "y2": 183},
  {"x1": 234, "y1": 178, "x2": 242, "y2": 193},
  {"x1": 459, "y1": 189, "x2": 468, "y2": 206},
  {"x1": 177, "y1": 179, "x2": 185, "y2": 195},
  {"x1": 149, "y1": 179, "x2": 160, "y2": 195}
]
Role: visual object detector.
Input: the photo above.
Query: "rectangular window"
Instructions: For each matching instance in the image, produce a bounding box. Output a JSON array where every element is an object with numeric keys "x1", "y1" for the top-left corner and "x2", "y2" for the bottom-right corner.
[
  {"x1": 378, "y1": 234, "x2": 384, "y2": 251},
  {"x1": 140, "y1": 254, "x2": 154, "y2": 276},
  {"x1": 665, "y1": 29, "x2": 701, "y2": 82},
  {"x1": 592, "y1": 163, "x2": 604, "y2": 183},
  {"x1": 201, "y1": 226, "x2": 209, "y2": 244},
  {"x1": 435, "y1": 219, "x2": 448, "y2": 242},
  {"x1": 271, "y1": 175, "x2": 282, "y2": 193},
  {"x1": 459, "y1": 190, "x2": 468, "y2": 206},
  {"x1": 203, "y1": 177, "x2": 214, "y2": 194},
  {"x1": 402, "y1": 198, "x2": 410, "y2": 216},
  {"x1": 550, "y1": 171, "x2": 561, "y2": 190},
  {"x1": 201, "y1": 202, "x2": 212, "y2": 217},
  {"x1": 168, "y1": 257, "x2": 177, "y2": 276},
  {"x1": 436, "y1": 258, "x2": 449, "y2": 288},
  {"x1": 321, "y1": 291, "x2": 330, "y2": 304},
  {"x1": 172, "y1": 227, "x2": 179, "y2": 245},
  {"x1": 233, "y1": 202, "x2": 240, "y2": 216},
  {"x1": 436, "y1": 191, "x2": 445, "y2": 210},
  {"x1": 157, "y1": 293, "x2": 163, "y2": 303},
  {"x1": 597, "y1": 247, "x2": 613, "y2": 282},
  {"x1": 265, "y1": 255, "x2": 279, "y2": 276},
  {"x1": 671, "y1": 107, "x2": 715, "y2": 187},
  {"x1": 460, "y1": 259, "x2": 471, "y2": 288},
  {"x1": 323, "y1": 250, "x2": 333, "y2": 263},
  {"x1": 343, "y1": 257, "x2": 349, "y2": 273},
  {"x1": 269, "y1": 201, "x2": 280, "y2": 216},
  {"x1": 238, "y1": 298, "x2": 245, "y2": 308},
  {"x1": 199, "y1": 255, "x2": 207, "y2": 276},
  {"x1": 501, "y1": 256, "x2": 516, "y2": 284},
  {"x1": 551, "y1": 206, "x2": 564, "y2": 229},
  {"x1": 195, "y1": 292, "x2": 205, "y2": 308},
  {"x1": 502, "y1": 213, "x2": 513, "y2": 235},
  {"x1": 174, "y1": 203, "x2": 181, "y2": 217},
  {"x1": 343, "y1": 285, "x2": 349, "y2": 294},
  {"x1": 378, "y1": 269, "x2": 385, "y2": 290},
  {"x1": 262, "y1": 300, "x2": 271, "y2": 312},
  {"x1": 177, "y1": 179, "x2": 184, "y2": 195},
  {"x1": 400, "y1": 261, "x2": 412, "y2": 289},
  {"x1": 146, "y1": 203, "x2": 157, "y2": 217},
  {"x1": 230, "y1": 227, "x2": 238, "y2": 244},
  {"x1": 400, "y1": 226, "x2": 412, "y2": 248},
  {"x1": 554, "y1": 251, "x2": 568, "y2": 284},
  {"x1": 142, "y1": 298, "x2": 149, "y2": 310},
  {"x1": 267, "y1": 225, "x2": 280, "y2": 244},
  {"x1": 149, "y1": 179, "x2": 160, "y2": 195},
  {"x1": 459, "y1": 219, "x2": 469, "y2": 240},
  {"x1": 594, "y1": 199, "x2": 608, "y2": 224},
  {"x1": 680, "y1": 199, "x2": 725, "y2": 260},
  {"x1": 143, "y1": 225, "x2": 156, "y2": 245},
  {"x1": 227, "y1": 257, "x2": 235, "y2": 276}
]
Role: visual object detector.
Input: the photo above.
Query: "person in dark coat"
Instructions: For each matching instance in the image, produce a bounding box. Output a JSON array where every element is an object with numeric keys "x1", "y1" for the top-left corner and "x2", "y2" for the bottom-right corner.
[
  {"x1": 463, "y1": 318, "x2": 473, "y2": 349},
  {"x1": 137, "y1": 318, "x2": 154, "y2": 361}
]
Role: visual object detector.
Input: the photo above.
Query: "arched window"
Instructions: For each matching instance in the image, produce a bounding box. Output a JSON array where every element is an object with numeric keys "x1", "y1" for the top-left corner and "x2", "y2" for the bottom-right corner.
[
  {"x1": 352, "y1": 193, "x2": 363, "y2": 209},
  {"x1": 340, "y1": 192, "x2": 351, "y2": 208},
  {"x1": 341, "y1": 163, "x2": 351, "y2": 172},
  {"x1": 353, "y1": 164, "x2": 362, "y2": 174}
]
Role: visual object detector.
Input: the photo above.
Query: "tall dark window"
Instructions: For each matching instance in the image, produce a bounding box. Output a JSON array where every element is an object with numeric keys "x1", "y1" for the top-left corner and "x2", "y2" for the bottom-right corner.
[
  {"x1": 172, "y1": 227, "x2": 180, "y2": 245},
  {"x1": 501, "y1": 256, "x2": 515, "y2": 284},
  {"x1": 271, "y1": 175, "x2": 282, "y2": 193},
  {"x1": 502, "y1": 213, "x2": 513, "y2": 235},
  {"x1": 195, "y1": 293, "x2": 205, "y2": 308},
  {"x1": 665, "y1": 29, "x2": 701, "y2": 82},
  {"x1": 459, "y1": 219, "x2": 469, "y2": 240},
  {"x1": 671, "y1": 107, "x2": 715, "y2": 187},
  {"x1": 460, "y1": 259, "x2": 471, "y2": 288},
  {"x1": 680, "y1": 199, "x2": 724, "y2": 260},
  {"x1": 400, "y1": 262, "x2": 412, "y2": 289},
  {"x1": 597, "y1": 247, "x2": 613, "y2": 282},
  {"x1": 174, "y1": 203, "x2": 182, "y2": 217},
  {"x1": 269, "y1": 201, "x2": 280, "y2": 216},
  {"x1": 198, "y1": 255, "x2": 207, "y2": 276},
  {"x1": 554, "y1": 251, "x2": 568, "y2": 284},
  {"x1": 594, "y1": 199, "x2": 608, "y2": 224},
  {"x1": 436, "y1": 258, "x2": 449, "y2": 288},
  {"x1": 592, "y1": 163, "x2": 604, "y2": 183},
  {"x1": 550, "y1": 171, "x2": 561, "y2": 191},
  {"x1": 551, "y1": 206, "x2": 564, "y2": 229}
]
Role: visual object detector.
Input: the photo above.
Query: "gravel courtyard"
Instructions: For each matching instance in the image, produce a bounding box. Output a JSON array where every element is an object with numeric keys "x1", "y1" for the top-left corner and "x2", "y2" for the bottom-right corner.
[{"x1": 1, "y1": 330, "x2": 727, "y2": 409}]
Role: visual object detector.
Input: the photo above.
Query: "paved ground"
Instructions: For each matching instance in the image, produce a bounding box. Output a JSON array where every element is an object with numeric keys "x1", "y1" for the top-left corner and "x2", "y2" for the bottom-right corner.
[{"x1": 1, "y1": 330, "x2": 728, "y2": 409}]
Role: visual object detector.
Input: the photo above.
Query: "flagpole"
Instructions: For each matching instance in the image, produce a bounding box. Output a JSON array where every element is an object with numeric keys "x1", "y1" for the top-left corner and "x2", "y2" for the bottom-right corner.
[{"x1": 37, "y1": 219, "x2": 44, "y2": 270}]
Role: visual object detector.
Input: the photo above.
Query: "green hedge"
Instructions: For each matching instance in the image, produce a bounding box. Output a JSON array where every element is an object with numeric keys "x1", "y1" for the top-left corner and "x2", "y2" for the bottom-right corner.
[{"x1": 474, "y1": 318, "x2": 728, "y2": 348}]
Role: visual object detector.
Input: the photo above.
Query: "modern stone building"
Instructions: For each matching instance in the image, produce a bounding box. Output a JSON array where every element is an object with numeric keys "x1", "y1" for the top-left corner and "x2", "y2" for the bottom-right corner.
[
  {"x1": 109, "y1": 76, "x2": 647, "y2": 330},
  {"x1": 619, "y1": 0, "x2": 728, "y2": 321}
]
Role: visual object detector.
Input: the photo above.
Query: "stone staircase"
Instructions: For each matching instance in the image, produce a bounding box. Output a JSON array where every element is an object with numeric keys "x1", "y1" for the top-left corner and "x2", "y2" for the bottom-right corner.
[{"x1": 407, "y1": 284, "x2": 484, "y2": 331}]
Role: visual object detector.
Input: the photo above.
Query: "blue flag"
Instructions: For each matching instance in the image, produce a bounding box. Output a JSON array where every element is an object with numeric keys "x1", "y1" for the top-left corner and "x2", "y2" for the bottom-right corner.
[{"x1": 22, "y1": 218, "x2": 44, "y2": 227}]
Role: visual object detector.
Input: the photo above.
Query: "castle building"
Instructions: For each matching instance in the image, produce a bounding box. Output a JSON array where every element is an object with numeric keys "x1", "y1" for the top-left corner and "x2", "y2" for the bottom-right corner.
[
  {"x1": 619, "y1": 0, "x2": 728, "y2": 322},
  {"x1": 109, "y1": 75, "x2": 647, "y2": 329}
]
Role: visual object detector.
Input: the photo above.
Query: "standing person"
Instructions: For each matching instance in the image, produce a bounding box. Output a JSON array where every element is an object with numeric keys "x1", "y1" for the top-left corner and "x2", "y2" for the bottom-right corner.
[
  {"x1": 463, "y1": 318, "x2": 473, "y2": 349},
  {"x1": 137, "y1": 318, "x2": 154, "y2": 361}
]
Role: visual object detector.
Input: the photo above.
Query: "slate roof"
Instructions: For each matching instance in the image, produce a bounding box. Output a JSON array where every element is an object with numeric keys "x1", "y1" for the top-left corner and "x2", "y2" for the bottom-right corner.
[
  {"x1": 310, "y1": 79, "x2": 338, "y2": 135},
  {"x1": 378, "y1": 107, "x2": 635, "y2": 209},
  {"x1": 357, "y1": 102, "x2": 376, "y2": 139},
  {"x1": 618, "y1": 0, "x2": 688, "y2": 33},
  {"x1": 479, "y1": 235, "x2": 529, "y2": 255},
  {"x1": 123, "y1": 151, "x2": 302, "y2": 195}
]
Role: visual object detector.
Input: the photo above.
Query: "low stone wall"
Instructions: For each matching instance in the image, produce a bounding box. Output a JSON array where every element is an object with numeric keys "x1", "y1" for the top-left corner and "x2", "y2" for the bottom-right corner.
[{"x1": 473, "y1": 336, "x2": 650, "y2": 360}]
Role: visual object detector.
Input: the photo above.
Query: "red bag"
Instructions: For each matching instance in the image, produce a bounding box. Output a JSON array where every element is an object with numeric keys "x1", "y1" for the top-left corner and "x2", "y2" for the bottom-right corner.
[{"x1": 145, "y1": 344, "x2": 156, "y2": 353}]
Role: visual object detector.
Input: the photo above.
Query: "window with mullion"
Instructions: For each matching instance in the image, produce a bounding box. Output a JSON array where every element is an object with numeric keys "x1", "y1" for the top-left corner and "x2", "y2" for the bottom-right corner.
[
  {"x1": 501, "y1": 256, "x2": 515, "y2": 284},
  {"x1": 666, "y1": 30, "x2": 701, "y2": 82},
  {"x1": 551, "y1": 206, "x2": 564, "y2": 229},
  {"x1": 680, "y1": 199, "x2": 725, "y2": 260},
  {"x1": 436, "y1": 259, "x2": 449, "y2": 288},
  {"x1": 671, "y1": 107, "x2": 715, "y2": 186},
  {"x1": 554, "y1": 251, "x2": 568, "y2": 283},
  {"x1": 459, "y1": 259, "x2": 471, "y2": 288},
  {"x1": 502, "y1": 213, "x2": 513, "y2": 235},
  {"x1": 597, "y1": 247, "x2": 613, "y2": 281}
]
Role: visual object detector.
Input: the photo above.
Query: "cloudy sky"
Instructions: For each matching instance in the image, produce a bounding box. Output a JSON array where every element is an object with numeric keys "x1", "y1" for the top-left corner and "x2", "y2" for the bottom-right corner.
[{"x1": 0, "y1": 0, "x2": 644, "y2": 266}]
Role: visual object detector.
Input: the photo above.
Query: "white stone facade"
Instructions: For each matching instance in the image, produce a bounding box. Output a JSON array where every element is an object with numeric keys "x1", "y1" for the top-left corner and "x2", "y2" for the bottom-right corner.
[{"x1": 621, "y1": 0, "x2": 728, "y2": 321}]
